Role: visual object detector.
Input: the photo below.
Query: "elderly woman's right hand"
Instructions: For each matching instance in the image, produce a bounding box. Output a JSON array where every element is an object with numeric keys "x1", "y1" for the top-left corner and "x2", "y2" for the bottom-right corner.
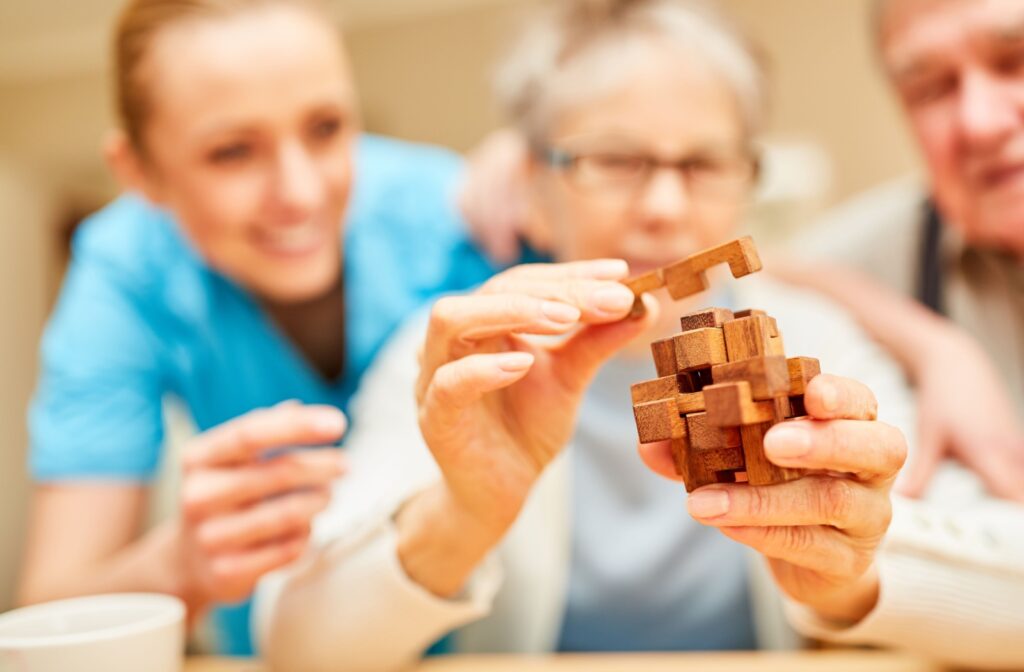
[
  {"x1": 397, "y1": 261, "x2": 656, "y2": 596},
  {"x1": 176, "y1": 401, "x2": 346, "y2": 616}
]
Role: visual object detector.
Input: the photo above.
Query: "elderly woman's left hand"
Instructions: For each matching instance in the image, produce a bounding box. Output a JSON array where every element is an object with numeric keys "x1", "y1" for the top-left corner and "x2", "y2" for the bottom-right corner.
[{"x1": 640, "y1": 374, "x2": 907, "y2": 622}]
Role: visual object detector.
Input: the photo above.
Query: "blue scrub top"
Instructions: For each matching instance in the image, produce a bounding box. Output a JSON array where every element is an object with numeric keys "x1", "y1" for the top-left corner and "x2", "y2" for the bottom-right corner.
[{"x1": 28, "y1": 134, "x2": 502, "y2": 654}]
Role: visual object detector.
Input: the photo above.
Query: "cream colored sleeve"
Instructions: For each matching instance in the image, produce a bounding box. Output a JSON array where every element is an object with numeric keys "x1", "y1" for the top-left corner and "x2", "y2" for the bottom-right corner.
[
  {"x1": 253, "y1": 314, "x2": 503, "y2": 672},
  {"x1": 787, "y1": 482, "x2": 1024, "y2": 670}
]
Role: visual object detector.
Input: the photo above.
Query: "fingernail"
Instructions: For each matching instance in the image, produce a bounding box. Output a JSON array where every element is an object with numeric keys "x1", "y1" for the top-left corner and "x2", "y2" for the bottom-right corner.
[
  {"x1": 498, "y1": 352, "x2": 534, "y2": 372},
  {"x1": 687, "y1": 489, "x2": 730, "y2": 518},
  {"x1": 542, "y1": 300, "x2": 581, "y2": 324},
  {"x1": 314, "y1": 411, "x2": 346, "y2": 435},
  {"x1": 820, "y1": 382, "x2": 840, "y2": 413},
  {"x1": 588, "y1": 259, "x2": 629, "y2": 279},
  {"x1": 592, "y1": 285, "x2": 636, "y2": 315},
  {"x1": 764, "y1": 424, "x2": 811, "y2": 459}
]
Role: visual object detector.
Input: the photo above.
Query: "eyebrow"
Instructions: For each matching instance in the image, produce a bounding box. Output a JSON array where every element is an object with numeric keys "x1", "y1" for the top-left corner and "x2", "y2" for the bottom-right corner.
[{"x1": 890, "y1": 11, "x2": 1024, "y2": 79}]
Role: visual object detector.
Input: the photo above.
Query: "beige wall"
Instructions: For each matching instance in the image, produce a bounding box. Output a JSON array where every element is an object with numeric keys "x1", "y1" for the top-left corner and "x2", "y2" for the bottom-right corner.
[
  {"x1": 0, "y1": 162, "x2": 58, "y2": 610},
  {"x1": 0, "y1": 0, "x2": 924, "y2": 612}
]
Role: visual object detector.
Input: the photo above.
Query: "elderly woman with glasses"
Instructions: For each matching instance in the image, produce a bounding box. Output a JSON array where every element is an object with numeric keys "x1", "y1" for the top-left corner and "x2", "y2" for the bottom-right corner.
[{"x1": 254, "y1": 1, "x2": 926, "y2": 669}]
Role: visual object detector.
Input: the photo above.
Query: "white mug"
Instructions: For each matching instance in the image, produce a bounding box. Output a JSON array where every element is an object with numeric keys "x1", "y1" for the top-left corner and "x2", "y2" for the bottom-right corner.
[{"x1": 0, "y1": 593, "x2": 185, "y2": 672}]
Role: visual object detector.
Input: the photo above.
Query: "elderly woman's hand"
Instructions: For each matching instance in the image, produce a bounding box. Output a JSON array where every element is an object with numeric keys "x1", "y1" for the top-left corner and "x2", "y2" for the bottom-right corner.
[
  {"x1": 640, "y1": 374, "x2": 907, "y2": 622},
  {"x1": 397, "y1": 260, "x2": 657, "y2": 596}
]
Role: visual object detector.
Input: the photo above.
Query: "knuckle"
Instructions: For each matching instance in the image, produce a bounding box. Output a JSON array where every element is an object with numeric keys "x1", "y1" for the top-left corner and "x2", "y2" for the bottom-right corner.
[
  {"x1": 430, "y1": 297, "x2": 460, "y2": 333},
  {"x1": 820, "y1": 478, "x2": 856, "y2": 527},
  {"x1": 744, "y1": 486, "x2": 772, "y2": 519},
  {"x1": 781, "y1": 525, "x2": 816, "y2": 554}
]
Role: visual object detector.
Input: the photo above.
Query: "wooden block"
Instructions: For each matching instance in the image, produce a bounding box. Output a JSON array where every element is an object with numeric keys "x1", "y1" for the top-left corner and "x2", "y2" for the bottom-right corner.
[
  {"x1": 679, "y1": 414, "x2": 746, "y2": 492},
  {"x1": 673, "y1": 328, "x2": 728, "y2": 372},
  {"x1": 679, "y1": 307, "x2": 735, "y2": 332},
  {"x1": 689, "y1": 368, "x2": 714, "y2": 391},
  {"x1": 697, "y1": 445, "x2": 746, "y2": 472},
  {"x1": 662, "y1": 267, "x2": 710, "y2": 299},
  {"x1": 675, "y1": 391, "x2": 706, "y2": 414},
  {"x1": 722, "y1": 315, "x2": 773, "y2": 361},
  {"x1": 741, "y1": 422, "x2": 800, "y2": 485},
  {"x1": 631, "y1": 375, "x2": 682, "y2": 404},
  {"x1": 703, "y1": 381, "x2": 776, "y2": 427},
  {"x1": 786, "y1": 356, "x2": 821, "y2": 395},
  {"x1": 733, "y1": 308, "x2": 767, "y2": 319},
  {"x1": 687, "y1": 412, "x2": 742, "y2": 450},
  {"x1": 651, "y1": 337, "x2": 678, "y2": 377},
  {"x1": 624, "y1": 269, "x2": 664, "y2": 295},
  {"x1": 788, "y1": 395, "x2": 807, "y2": 418},
  {"x1": 623, "y1": 269, "x2": 665, "y2": 318},
  {"x1": 768, "y1": 334, "x2": 786, "y2": 357},
  {"x1": 711, "y1": 355, "x2": 790, "y2": 400},
  {"x1": 661, "y1": 237, "x2": 763, "y2": 301},
  {"x1": 633, "y1": 398, "x2": 684, "y2": 443}
]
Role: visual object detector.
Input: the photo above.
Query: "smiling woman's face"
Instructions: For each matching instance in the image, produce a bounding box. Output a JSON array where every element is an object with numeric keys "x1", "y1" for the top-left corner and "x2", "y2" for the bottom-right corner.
[
  {"x1": 531, "y1": 39, "x2": 753, "y2": 276},
  {"x1": 131, "y1": 3, "x2": 357, "y2": 303}
]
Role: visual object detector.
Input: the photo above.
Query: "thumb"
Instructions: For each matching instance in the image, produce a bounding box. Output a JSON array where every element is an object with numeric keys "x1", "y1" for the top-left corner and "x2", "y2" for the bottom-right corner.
[{"x1": 552, "y1": 294, "x2": 659, "y2": 392}]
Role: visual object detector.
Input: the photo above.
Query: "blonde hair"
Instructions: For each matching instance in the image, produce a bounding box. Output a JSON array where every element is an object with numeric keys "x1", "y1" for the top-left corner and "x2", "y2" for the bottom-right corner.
[
  {"x1": 113, "y1": 0, "x2": 329, "y2": 149},
  {"x1": 495, "y1": 0, "x2": 766, "y2": 144}
]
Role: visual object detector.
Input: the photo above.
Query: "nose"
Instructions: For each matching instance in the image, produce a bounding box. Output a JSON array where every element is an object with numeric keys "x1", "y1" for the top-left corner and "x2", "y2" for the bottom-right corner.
[
  {"x1": 273, "y1": 140, "x2": 325, "y2": 218},
  {"x1": 636, "y1": 165, "x2": 692, "y2": 230},
  {"x1": 957, "y1": 69, "x2": 1020, "y2": 150}
]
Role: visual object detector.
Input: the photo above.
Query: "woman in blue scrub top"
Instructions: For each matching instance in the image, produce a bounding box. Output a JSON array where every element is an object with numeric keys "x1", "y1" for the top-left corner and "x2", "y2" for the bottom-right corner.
[{"x1": 17, "y1": 0, "x2": 497, "y2": 654}]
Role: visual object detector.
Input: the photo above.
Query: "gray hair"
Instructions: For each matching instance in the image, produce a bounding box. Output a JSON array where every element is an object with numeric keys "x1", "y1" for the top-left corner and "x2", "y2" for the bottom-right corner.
[{"x1": 494, "y1": 0, "x2": 766, "y2": 145}]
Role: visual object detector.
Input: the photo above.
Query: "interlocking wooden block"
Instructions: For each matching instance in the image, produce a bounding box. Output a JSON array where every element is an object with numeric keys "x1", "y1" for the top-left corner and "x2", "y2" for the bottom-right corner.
[
  {"x1": 680, "y1": 307, "x2": 735, "y2": 332},
  {"x1": 631, "y1": 375, "x2": 683, "y2": 404},
  {"x1": 673, "y1": 328, "x2": 728, "y2": 372},
  {"x1": 676, "y1": 413, "x2": 745, "y2": 491},
  {"x1": 650, "y1": 337, "x2": 678, "y2": 377},
  {"x1": 633, "y1": 398, "x2": 685, "y2": 443},
  {"x1": 703, "y1": 381, "x2": 775, "y2": 427},
  {"x1": 722, "y1": 314, "x2": 774, "y2": 360},
  {"x1": 625, "y1": 237, "x2": 823, "y2": 491},
  {"x1": 740, "y1": 399, "x2": 802, "y2": 486},
  {"x1": 687, "y1": 412, "x2": 742, "y2": 450},
  {"x1": 711, "y1": 355, "x2": 790, "y2": 400},
  {"x1": 786, "y1": 356, "x2": 821, "y2": 395},
  {"x1": 621, "y1": 237, "x2": 762, "y2": 314}
]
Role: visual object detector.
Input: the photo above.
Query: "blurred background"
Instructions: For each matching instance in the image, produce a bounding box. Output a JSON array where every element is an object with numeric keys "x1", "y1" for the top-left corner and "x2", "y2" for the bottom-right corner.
[{"x1": 0, "y1": 0, "x2": 919, "y2": 612}]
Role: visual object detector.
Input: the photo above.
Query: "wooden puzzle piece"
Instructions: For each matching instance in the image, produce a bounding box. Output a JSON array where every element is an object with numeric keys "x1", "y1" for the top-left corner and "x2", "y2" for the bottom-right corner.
[
  {"x1": 786, "y1": 356, "x2": 821, "y2": 395},
  {"x1": 622, "y1": 237, "x2": 762, "y2": 315},
  {"x1": 740, "y1": 399, "x2": 802, "y2": 486},
  {"x1": 633, "y1": 398, "x2": 685, "y2": 443},
  {"x1": 703, "y1": 381, "x2": 776, "y2": 427},
  {"x1": 711, "y1": 355, "x2": 790, "y2": 400},
  {"x1": 679, "y1": 413, "x2": 745, "y2": 492},
  {"x1": 680, "y1": 307, "x2": 734, "y2": 332},
  {"x1": 673, "y1": 328, "x2": 728, "y2": 372},
  {"x1": 722, "y1": 314, "x2": 774, "y2": 360},
  {"x1": 662, "y1": 237, "x2": 762, "y2": 300}
]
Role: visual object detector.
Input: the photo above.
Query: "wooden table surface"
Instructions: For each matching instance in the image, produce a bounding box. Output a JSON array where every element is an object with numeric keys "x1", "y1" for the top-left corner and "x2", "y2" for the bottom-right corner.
[{"x1": 185, "y1": 650, "x2": 951, "y2": 671}]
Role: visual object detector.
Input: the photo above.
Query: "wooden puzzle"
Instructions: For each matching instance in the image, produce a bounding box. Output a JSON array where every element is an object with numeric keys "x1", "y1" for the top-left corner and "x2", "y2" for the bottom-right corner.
[{"x1": 625, "y1": 238, "x2": 821, "y2": 492}]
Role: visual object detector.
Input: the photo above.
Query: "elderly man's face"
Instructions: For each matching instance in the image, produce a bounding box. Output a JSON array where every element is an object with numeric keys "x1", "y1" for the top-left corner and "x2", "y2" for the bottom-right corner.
[{"x1": 882, "y1": 0, "x2": 1024, "y2": 255}]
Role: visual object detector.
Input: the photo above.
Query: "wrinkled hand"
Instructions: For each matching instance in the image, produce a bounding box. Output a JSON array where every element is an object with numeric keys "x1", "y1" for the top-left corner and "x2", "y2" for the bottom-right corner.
[
  {"x1": 177, "y1": 401, "x2": 346, "y2": 613},
  {"x1": 640, "y1": 375, "x2": 907, "y2": 622},
  {"x1": 900, "y1": 332, "x2": 1024, "y2": 503},
  {"x1": 417, "y1": 260, "x2": 657, "y2": 534}
]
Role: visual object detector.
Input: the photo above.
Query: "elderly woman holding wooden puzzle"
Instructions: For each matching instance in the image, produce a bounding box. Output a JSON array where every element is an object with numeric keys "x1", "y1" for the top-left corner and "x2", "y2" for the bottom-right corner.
[{"x1": 256, "y1": 1, "x2": 1023, "y2": 670}]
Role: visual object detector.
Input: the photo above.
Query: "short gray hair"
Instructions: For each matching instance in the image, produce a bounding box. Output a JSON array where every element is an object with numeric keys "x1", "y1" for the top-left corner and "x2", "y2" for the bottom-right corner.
[{"x1": 494, "y1": 0, "x2": 766, "y2": 145}]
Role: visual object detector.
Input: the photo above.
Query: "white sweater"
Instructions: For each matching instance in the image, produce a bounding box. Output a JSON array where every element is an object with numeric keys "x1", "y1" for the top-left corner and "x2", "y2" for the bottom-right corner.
[{"x1": 254, "y1": 277, "x2": 1024, "y2": 671}]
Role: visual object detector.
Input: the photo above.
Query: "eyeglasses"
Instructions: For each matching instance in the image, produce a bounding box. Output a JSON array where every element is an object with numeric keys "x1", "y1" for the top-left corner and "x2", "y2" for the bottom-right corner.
[{"x1": 539, "y1": 145, "x2": 759, "y2": 202}]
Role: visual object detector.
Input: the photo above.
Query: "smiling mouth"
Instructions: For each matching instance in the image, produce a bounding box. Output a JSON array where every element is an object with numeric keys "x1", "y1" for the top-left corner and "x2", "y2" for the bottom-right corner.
[
  {"x1": 253, "y1": 224, "x2": 328, "y2": 258},
  {"x1": 977, "y1": 162, "x2": 1024, "y2": 191}
]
